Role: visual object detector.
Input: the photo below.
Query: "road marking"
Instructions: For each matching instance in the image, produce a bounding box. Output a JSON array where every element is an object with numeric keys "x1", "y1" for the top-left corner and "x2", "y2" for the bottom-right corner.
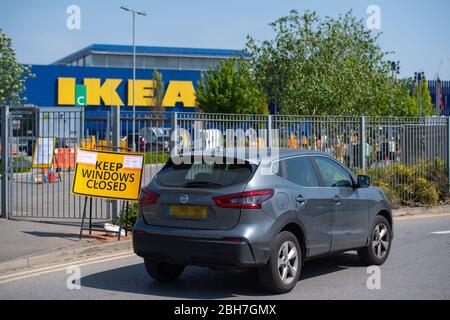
[
  {"x1": 394, "y1": 213, "x2": 450, "y2": 221},
  {"x1": 431, "y1": 231, "x2": 450, "y2": 235},
  {"x1": 0, "y1": 251, "x2": 135, "y2": 285}
]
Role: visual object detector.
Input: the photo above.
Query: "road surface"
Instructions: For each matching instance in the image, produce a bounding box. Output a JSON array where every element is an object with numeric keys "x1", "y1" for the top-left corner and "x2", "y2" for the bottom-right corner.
[{"x1": 1, "y1": 215, "x2": 449, "y2": 300}]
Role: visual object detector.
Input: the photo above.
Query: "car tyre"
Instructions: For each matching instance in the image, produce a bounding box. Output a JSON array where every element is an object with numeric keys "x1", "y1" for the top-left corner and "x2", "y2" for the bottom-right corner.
[
  {"x1": 357, "y1": 215, "x2": 392, "y2": 266},
  {"x1": 144, "y1": 259, "x2": 185, "y2": 282},
  {"x1": 258, "y1": 231, "x2": 302, "y2": 294}
]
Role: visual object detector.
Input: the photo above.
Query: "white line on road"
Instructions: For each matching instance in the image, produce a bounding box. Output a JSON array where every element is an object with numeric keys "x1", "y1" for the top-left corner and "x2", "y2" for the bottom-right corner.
[
  {"x1": 431, "y1": 231, "x2": 450, "y2": 235},
  {"x1": 0, "y1": 252, "x2": 135, "y2": 285},
  {"x1": 394, "y1": 213, "x2": 450, "y2": 221}
]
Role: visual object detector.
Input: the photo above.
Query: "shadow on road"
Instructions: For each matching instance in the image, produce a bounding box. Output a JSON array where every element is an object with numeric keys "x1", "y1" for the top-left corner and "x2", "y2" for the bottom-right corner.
[
  {"x1": 80, "y1": 252, "x2": 363, "y2": 299},
  {"x1": 300, "y1": 252, "x2": 362, "y2": 280},
  {"x1": 22, "y1": 231, "x2": 81, "y2": 240}
]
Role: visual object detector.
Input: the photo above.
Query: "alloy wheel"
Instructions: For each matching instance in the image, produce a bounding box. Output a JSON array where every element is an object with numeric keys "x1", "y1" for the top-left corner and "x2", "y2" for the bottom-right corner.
[
  {"x1": 372, "y1": 223, "x2": 390, "y2": 259},
  {"x1": 277, "y1": 241, "x2": 298, "y2": 284}
]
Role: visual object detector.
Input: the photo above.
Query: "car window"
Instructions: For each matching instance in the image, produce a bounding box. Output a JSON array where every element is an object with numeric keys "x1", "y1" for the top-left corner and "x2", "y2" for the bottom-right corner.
[
  {"x1": 314, "y1": 157, "x2": 353, "y2": 188},
  {"x1": 156, "y1": 158, "x2": 256, "y2": 188},
  {"x1": 276, "y1": 157, "x2": 319, "y2": 187}
]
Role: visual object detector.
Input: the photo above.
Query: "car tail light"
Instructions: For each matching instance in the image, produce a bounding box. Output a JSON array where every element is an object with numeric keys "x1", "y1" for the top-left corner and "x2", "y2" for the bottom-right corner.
[
  {"x1": 213, "y1": 189, "x2": 274, "y2": 209},
  {"x1": 139, "y1": 187, "x2": 159, "y2": 204}
]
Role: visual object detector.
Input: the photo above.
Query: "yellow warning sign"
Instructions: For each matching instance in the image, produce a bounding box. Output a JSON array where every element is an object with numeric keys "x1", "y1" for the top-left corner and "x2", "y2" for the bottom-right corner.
[{"x1": 72, "y1": 149, "x2": 144, "y2": 201}]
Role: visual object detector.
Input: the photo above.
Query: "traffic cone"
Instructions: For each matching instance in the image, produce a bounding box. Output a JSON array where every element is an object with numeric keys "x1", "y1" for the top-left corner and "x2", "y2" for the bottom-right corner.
[{"x1": 47, "y1": 169, "x2": 58, "y2": 183}]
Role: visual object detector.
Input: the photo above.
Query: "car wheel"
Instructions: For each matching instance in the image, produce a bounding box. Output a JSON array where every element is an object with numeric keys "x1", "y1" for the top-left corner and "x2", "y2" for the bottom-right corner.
[
  {"x1": 258, "y1": 231, "x2": 302, "y2": 294},
  {"x1": 357, "y1": 216, "x2": 392, "y2": 266},
  {"x1": 144, "y1": 259, "x2": 185, "y2": 282}
]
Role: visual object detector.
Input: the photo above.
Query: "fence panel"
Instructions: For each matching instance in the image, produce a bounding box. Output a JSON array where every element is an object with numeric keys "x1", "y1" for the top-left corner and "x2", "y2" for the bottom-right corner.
[
  {"x1": 175, "y1": 113, "x2": 449, "y2": 207},
  {"x1": 365, "y1": 117, "x2": 449, "y2": 206},
  {"x1": 2, "y1": 108, "x2": 449, "y2": 221},
  {"x1": 273, "y1": 116, "x2": 363, "y2": 169},
  {"x1": 8, "y1": 110, "x2": 111, "y2": 221}
]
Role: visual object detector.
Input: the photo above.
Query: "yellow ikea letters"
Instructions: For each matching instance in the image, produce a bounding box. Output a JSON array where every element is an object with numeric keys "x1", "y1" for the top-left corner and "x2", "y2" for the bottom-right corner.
[
  {"x1": 57, "y1": 77, "x2": 197, "y2": 107},
  {"x1": 58, "y1": 78, "x2": 76, "y2": 105},
  {"x1": 83, "y1": 78, "x2": 124, "y2": 106},
  {"x1": 162, "y1": 81, "x2": 196, "y2": 107},
  {"x1": 128, "y1": 80, "x2": 156, "y2": 107}
]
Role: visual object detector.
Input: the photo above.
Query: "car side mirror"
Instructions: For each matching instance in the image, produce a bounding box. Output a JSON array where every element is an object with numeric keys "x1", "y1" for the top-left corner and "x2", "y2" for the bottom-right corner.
[{"x1": 357, "y1": 175, "x2": 371, "y2": 188}]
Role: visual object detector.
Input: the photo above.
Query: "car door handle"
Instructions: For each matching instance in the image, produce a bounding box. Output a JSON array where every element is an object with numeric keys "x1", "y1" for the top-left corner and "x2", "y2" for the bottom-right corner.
[
  {"x1": 332, "y1": 196, "x2": 342, "y2": 203},
  {"x1": 296, "y1": 196, "x2": 306, "y2": 204}
]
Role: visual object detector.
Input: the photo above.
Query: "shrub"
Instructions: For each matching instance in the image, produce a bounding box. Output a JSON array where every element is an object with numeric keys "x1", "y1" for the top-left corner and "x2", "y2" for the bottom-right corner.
[
  {"x1": 112, "y1": 203, "x2": 138, "y2": 232},
  {"x1": 359, "y1": 159, "x2": 448, "y2": 207},
  {"x1": 411, "y1": 178, "x2": 439, "y2": 206}
]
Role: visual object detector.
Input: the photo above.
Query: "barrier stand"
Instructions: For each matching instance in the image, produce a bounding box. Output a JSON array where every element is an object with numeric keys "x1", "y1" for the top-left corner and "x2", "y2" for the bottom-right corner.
[
  {"x1": 79, "y1": 197, "x2": 129, "y2": 241},
  {"x1": 117, "y1": 201, "x2": 129, "y2": 241}
]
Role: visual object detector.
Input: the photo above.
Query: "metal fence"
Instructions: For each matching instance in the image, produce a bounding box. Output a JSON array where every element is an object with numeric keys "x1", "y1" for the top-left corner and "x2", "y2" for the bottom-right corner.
[
  {"x1": 1, "y1": 107, "x2": 449, "y2": 221},
  {"x1": 174, "y1": 113, "x2": 450, "y2": 207}
]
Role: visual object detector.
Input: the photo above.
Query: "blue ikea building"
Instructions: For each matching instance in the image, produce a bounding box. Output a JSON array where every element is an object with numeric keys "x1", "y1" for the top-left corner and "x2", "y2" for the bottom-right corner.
[{"x1": 23, "y1": 44, "x2": 243, "y2": 116}]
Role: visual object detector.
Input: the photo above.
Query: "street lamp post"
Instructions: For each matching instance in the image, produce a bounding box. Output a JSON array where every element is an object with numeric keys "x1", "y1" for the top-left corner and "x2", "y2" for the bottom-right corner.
[
  {"x1": 120, "y1": 6, "x2": 147, "y2": 152},
  {"x1": 387, "y1": 61, "x2": 400, "y2": 116}
]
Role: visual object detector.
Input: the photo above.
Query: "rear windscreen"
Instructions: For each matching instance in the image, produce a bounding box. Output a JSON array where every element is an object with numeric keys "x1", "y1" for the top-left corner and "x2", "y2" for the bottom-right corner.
[{"x1": 156, "y1": 159, "x2": 256, "y2": 188}]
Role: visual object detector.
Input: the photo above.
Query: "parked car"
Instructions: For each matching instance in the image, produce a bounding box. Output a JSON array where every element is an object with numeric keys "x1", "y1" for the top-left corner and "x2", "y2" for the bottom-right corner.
[
  {"x1": 138, "y1": 127, "x2": 170, "y2": 152},
  {"x1": 133, "y1": 148, "x2": 393, "y2": 294},
  {"x1": 124, "y1": 133, "x2": 146, "y2": 152}
]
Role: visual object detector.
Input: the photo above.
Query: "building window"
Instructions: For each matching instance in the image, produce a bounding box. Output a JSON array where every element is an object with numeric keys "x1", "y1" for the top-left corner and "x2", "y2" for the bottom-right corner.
[
  {"x1": 136, "y1": 56, "x2": 144, "y2": 68},
  {"x1": 154, "y1": 56, "x2": 179, "y2": 69},
  {"x1": 108, "y1": 54, "x2": 133, "y2": 68},
  {"x1": 92, "y1": 54, "x2": 107, "y2": 67},
  {"x1": 85, "y1": 54, "x2": 93, "y2": 66},
  {"x1": 144, "y1": 56, "x2": 156, "y2": 69},
  {"x1": 179, "y1": 57, "x2": 212, "y2": 70}
]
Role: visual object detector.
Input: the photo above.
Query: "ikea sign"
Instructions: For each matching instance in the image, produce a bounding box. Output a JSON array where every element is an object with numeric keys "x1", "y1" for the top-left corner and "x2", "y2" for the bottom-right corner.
[
  {"x1": 23, "y1": 65, "x2": 202, "y2": 110},
  {"x1": 58, "y1": 77, "x2": 196, "y2": 108}
]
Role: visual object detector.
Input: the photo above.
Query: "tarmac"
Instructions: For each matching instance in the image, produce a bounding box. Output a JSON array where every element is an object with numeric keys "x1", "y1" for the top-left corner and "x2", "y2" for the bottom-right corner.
[{"x1": 1, "y1": 205, "x2": 450, "y2": 277}]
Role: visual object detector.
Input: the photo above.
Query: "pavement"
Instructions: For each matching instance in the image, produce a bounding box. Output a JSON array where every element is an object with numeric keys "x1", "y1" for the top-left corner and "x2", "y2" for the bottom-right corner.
[
  {"x1": 0, "y1": 218, "x2": 131, "y2": 274},
  {"x1": 0, "y1": 214, "x2": 449, "y2": 300},
  {"x1": 0, "y1": 219, "x2": 85, "y2": 263}
]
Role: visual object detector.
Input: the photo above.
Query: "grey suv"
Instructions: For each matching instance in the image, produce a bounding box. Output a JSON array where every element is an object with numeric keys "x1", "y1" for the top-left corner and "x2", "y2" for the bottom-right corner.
[{"x1": 133, "y1": 149, "x2": 393, "y2": 293}]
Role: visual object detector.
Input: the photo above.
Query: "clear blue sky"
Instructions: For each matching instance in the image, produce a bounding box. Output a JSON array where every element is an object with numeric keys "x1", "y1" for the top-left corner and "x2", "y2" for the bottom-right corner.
[{"x1": 1, "y1": 0, "x2": 450, "y2": 79}]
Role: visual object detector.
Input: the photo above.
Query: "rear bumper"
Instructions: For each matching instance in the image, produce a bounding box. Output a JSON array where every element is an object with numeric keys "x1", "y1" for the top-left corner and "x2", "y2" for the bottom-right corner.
[{"x1": 133, "y1": 220, "x2": 266, "y2": 268}]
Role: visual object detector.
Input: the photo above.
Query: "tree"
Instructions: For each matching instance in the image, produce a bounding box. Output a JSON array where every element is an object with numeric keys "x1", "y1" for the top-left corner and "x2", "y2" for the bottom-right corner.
[
  {"x1": 246, "y1": 10, "x2": 408, "y2": 116},
  {"x1": 152, "y1": 69, "x2": 165, "y2": 125},
  {"x1": 390, "y1": 78, "x2": 434, "y2": 117},
  {"x1": 0, "y1": 29, "x2": 34, "y2": 106},
  {"x1": 412, "y1": 79, "x2": 434, "y2": 117},
  {"x1": 390, "y1": 79, "x2": 418, "y2": 117},
  {"x1": 196, "y1": 57, "x2": 269, "y2": 114}
]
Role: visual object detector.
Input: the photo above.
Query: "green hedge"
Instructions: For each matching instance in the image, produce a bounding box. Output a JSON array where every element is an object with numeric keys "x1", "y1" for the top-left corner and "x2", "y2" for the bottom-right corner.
[
  {"x1": 145, "y1": 152, "x2": 169, "y2": 165},
  {"x1": 358, "y1": 159, "x2": 449, "y2": 208}
]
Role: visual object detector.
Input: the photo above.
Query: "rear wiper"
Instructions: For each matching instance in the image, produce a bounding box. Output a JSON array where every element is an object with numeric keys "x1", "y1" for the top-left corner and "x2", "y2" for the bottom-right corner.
[{"x1": 185, "y1": 181, "x2": 224, "y2": 188}]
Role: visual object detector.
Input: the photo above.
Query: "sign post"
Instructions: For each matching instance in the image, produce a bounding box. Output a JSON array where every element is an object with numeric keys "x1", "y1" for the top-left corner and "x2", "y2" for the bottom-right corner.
[{"x1": 72, "y1": 149, "x2": 144, "y2": 239}]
